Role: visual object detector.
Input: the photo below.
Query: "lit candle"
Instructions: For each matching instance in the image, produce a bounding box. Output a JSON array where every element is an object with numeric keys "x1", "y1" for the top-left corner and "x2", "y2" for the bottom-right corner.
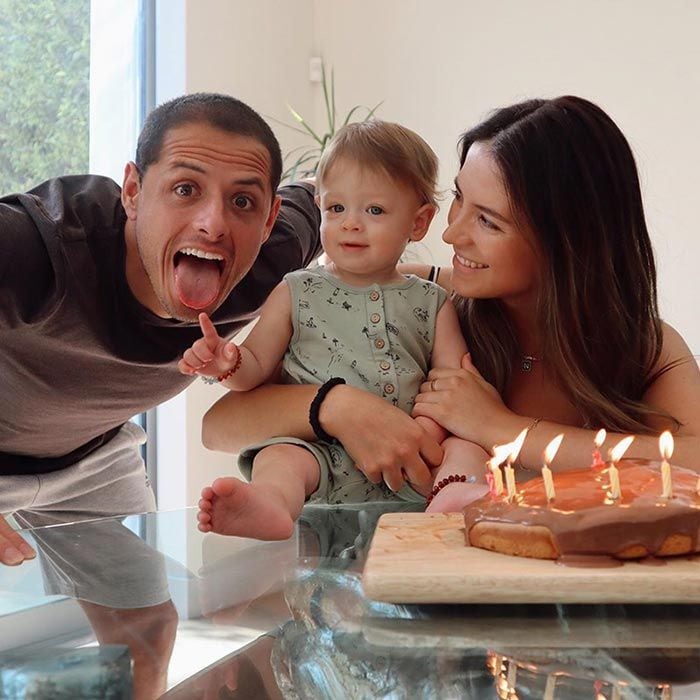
[
  {"x1": 504, "y1": 429, "x2": 528, "y2": 501},
  {"x1": 608, "y1": 464, "x2": 621, "y2": 500},
  {"x1": 608, "y1": 436, "x2": 635, "y2": 501},
  {"x1": 592, "y1": 429, "x2": 606, "y2": 469},
  {"x1": 542, "y1": 434, "x2": 564, "y2": 502},
  {"x1": 489, "y1": 461, "x2": 504, "y2": 496},
  {"x1": 487, "y1": 443, "x2": 513, "y2": 497},
  {"x1": 659, "y1": 431, "x2": 674, "y2": 499},
  {"x1": 506, "y1": 660, "x2": 517, "y2": 690},
  {"x1": 544, "y1": 674, "x2": 557, "y2": 700}
]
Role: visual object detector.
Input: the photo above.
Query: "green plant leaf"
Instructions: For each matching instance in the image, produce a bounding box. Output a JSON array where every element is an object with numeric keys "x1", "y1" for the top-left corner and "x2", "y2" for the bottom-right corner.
[
  {"x1": 275, "y1": 61, "x2": 382, "y2": 183},
  {"x1": 287, "y1": 104, "x2": 325, "y2": 146}
]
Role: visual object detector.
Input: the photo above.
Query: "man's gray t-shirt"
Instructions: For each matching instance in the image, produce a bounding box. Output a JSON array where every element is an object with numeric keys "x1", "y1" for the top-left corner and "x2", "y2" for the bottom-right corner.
[{"x1": 0, "y1": 175, "x2": 321, "y2": 474}]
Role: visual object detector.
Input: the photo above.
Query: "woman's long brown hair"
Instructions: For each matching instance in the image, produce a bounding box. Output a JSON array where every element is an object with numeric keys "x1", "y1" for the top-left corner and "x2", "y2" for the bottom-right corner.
[{"x1": 455, "y1": 96, "x2": 678, "y2": 433}]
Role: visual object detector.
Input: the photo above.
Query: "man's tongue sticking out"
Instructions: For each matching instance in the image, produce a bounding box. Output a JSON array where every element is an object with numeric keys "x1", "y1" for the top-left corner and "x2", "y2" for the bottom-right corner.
[{"x1": 174, "y1": 255, "x2": 222, "y2": 310}]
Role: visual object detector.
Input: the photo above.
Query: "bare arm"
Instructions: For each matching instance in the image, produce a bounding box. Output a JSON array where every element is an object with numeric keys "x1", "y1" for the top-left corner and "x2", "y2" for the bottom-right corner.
[
  {"x1": 179, "y1": 282, "x2": 293, "y2": 391},
  {"x1": 202, "y1": 381, "x2": 443, "y2": 492},
  {"x1": 221, "y1": 282, "x2": 293, "y2": 391},
  {"x1": 431, "y1": 296, "x2": 468, "y2": 367},
  {"x1": 415, "y1": 297, "x2": 469, "y2": 442},
  {"x1": 413, "y1": 323, "x2": 700, "y2": 472},
  {"x1": 203, "y1": 383, "x2": 318, "y2": 452},
  {"x1": 398, "y1": 263, "x2": 453, "y2": 293}
]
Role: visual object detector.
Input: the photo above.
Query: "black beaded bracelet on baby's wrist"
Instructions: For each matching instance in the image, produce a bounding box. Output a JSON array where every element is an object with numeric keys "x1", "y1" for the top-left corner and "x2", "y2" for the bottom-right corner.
[{"x1": 309, "y1": 377, "x2": 346, "y2": 444}]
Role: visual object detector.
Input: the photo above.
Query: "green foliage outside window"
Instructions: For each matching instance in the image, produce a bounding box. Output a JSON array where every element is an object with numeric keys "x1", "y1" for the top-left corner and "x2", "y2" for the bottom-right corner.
[{"x1": 0, "y1": 0, "x2": 90, "y2": 194}]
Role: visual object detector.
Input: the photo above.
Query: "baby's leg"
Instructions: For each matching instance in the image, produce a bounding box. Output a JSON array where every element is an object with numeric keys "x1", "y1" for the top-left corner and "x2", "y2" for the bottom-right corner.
[
  {"x1": 425, "y1": 438, "x2": 490, "y2": 513},
  {"x1": 198, "y1": 444, "x2": 320, "y2": 540}
]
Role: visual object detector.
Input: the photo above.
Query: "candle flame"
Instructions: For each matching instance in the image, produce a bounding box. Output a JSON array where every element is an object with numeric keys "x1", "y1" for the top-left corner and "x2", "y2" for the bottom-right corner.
[
  {"x1": 490, "y1": 443, "x2": 513, "y2": 468},
  {"x1": 609, "y1": 435, "x2": 635, "y2": 463},
  {"x1": 594, "y1": 429, "x2": 606, "y2": 448},
  {"x1": 543, "y1": 434, "x2": 564, "y2": 465},
  {"x1": 659, "y1": 430, "x2": 674, "y2": 460},
  {"x1": 507, "y1": 428, "x2": 528, "y2": 464}
]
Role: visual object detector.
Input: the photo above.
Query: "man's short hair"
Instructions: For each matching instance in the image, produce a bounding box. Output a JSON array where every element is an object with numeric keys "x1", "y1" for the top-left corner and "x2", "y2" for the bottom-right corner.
[{"x1": 135, "y1": 93, "x2": 283, "y2": 193}]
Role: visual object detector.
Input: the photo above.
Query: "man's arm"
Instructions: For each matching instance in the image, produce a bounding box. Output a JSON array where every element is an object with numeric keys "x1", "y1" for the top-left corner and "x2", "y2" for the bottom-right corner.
[{"x1": 202, "y1": 382, "x2": 443, "y2": 492}]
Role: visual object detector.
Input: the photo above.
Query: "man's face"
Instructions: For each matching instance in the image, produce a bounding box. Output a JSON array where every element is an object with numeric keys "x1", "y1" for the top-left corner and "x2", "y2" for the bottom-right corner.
[{"x1": 122, "y1": 122, "x2": 281, "y2": 321}]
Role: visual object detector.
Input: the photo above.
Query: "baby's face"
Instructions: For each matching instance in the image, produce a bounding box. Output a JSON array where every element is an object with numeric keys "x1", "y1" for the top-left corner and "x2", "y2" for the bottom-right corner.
[{"x1": 316, "y1": 158, "x2": 433, "y2": 287}]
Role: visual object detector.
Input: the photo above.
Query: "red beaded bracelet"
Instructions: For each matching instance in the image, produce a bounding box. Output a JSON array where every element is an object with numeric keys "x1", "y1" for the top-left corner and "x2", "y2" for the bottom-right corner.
[
  {"x1": 202, "y1": 346, "x2": 242, "y2": 384},
  {"x1": 425, "y1": 473, "x2": 475, "y2": 506},
  {"x1": 216, "y1": 346, "x2": 242, "y2": 382}
]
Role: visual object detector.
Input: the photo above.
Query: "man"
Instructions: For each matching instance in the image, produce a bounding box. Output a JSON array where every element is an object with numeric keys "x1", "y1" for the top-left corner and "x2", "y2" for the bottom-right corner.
[{"x1": 0, "y1": 93, "x2": 321, "y2": 566}]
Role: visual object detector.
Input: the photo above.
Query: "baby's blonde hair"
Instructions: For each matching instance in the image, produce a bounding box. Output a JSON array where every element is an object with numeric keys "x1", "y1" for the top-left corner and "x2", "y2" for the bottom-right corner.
[{"x1": 316, "y1": 120, "x2": 439, "y2": 207}]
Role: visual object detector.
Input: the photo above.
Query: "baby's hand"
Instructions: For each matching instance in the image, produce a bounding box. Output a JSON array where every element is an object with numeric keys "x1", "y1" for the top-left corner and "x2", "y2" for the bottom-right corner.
[{"x1": 178, "y1": 313, "x2": 239, "y2": 380}]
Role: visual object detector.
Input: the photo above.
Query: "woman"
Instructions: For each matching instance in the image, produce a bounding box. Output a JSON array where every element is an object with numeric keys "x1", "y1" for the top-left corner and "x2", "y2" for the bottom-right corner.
[{"x1": 202, "y1": 96, "x2": 700, "y2": 505}]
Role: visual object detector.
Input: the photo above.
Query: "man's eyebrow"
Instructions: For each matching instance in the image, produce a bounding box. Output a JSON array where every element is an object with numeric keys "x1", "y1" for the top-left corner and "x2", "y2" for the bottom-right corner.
[
  {"x1": 168, "y1": 163, "x2": 266, "y2": 190},
  {"x1": 170, "y1": 160, "x2": 206, "y2": 174},
  {"x1": 233, "y1": 176, "x2": 266, "y2": 190}
]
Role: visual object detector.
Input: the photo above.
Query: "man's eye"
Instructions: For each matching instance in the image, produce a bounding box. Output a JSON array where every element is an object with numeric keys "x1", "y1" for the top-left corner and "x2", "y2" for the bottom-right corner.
[
  {"x1": 233, "y1": 195, "x2": 253, "y2": 209},
  {"x1": 174, "y1": 183, "x2": 194, "y2": 197},
  {"x1": 329, "y1": 204, "x2": 344, "y2": 213},
  {"x1": 368, "y1": 206, "x2": 383, "y2": 215}
]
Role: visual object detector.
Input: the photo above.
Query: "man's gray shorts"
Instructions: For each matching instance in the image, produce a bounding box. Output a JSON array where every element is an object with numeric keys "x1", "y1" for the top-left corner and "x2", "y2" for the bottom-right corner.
[{"x1": 0, "y1": 422, "x2": 168, "y2": 608}]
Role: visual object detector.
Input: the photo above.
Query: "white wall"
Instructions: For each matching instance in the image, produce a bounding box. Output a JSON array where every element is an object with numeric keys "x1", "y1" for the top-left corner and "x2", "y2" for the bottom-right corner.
[
  {"x1": 166, "y1": 0, "x2": 700, "y2": 506},
  {"x1": 310, "y1": 0, "x2": 700, "y2": 351}
]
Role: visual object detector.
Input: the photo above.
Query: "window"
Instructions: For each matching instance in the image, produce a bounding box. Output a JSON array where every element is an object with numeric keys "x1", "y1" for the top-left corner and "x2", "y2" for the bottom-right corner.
[
  {"x1": 0, "y1": 0, "x2": 90, "y2": 191},
  {"x1": 0, "y1": 0, "x2": 154, "y2": 648}
]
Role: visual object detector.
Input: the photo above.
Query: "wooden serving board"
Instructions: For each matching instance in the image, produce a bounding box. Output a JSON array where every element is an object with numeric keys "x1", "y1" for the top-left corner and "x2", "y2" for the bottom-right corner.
[{"x1": 362, "y1": 512, "x2": 700, "y2": 604}]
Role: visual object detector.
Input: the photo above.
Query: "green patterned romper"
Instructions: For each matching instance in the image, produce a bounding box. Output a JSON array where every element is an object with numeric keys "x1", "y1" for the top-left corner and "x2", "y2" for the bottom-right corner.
[{"x1": 238, "y1": 266, "x2": 448, "y2": 504}]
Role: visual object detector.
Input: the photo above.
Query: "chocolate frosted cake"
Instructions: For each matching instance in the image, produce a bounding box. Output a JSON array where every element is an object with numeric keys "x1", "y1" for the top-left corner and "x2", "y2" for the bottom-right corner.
[{"x1": 464, "y1": 460, "x2": 700, "y2": 561}]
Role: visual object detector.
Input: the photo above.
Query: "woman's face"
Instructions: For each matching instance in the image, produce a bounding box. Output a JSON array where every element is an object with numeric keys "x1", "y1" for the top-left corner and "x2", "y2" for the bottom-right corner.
[{"x1": 443, "y1": 141, "x2": 540, "y2": 306}]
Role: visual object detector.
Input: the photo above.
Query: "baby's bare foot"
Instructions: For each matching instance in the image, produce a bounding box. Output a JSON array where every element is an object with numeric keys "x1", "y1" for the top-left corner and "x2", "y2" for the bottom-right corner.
[
  {"x1": 197, "y1": 477, "x2": 294, "y2": 540},
  {"x1": 425, "y1": 482, "x2": 489, "y2": 514}
]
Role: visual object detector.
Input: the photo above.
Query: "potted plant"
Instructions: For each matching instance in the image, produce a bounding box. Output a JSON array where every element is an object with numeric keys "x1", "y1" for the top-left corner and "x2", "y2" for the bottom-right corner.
[{"x1": 271, "y1": 62, "x2": 382, "y2": 183}]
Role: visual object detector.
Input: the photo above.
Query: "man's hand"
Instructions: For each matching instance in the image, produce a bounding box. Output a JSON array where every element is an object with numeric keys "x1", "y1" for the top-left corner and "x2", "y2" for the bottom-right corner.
[
  {"x1": 178, "y1": 312, "x2": 239, "y2": 380},
  {"x1": 319, "y1": 385, "x2": 443, "y2": 493},
  {"x1": 0, "y1": 514, "x2": 36, "y2": 566}
]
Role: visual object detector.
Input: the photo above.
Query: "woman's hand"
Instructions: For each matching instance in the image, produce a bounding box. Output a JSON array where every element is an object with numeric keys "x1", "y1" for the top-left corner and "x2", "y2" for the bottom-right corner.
[
  {"x1": 412, "y1": 353, "x2": 516, "y2": 449},
  {"x1": 320, "y1": 384, "x2": 443, "y2": 493}
]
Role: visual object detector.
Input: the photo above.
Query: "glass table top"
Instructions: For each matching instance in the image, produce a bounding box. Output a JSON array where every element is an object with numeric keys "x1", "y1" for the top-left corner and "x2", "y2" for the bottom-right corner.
[{"x1": 1, "y1": 501, "x2": 699, "y2": 699}]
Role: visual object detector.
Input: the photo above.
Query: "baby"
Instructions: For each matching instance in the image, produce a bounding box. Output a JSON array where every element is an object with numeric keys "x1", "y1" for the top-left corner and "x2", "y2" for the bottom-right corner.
[{"x1": 180, "y1": 120, "x2": 489, "y2": 540}]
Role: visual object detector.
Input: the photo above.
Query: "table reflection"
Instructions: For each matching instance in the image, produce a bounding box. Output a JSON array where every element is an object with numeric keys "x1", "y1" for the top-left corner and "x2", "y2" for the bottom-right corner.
[{"x1": 1, "y1": 503, "x2": 700, "y2": 699}]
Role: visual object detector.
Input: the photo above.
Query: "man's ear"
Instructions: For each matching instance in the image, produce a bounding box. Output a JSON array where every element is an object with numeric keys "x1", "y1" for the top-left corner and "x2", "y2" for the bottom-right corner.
[
  {"x1": 314, "y1": 194, "x2": 321, "y2": 209},
  {"x1": 121, "y1": 162, "x2": 141, "y2": 221},
  {"x1": 409, "y1": 203, "x2": 437, "y2": 242},
  {"x1": 261, "y1": 195, "x2": 282, "y2": 245}
]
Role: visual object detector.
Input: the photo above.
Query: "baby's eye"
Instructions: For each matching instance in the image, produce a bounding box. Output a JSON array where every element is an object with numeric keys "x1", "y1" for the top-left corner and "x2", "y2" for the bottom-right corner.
[
  {"x1": 368, "y1": 205, "x2": 384, "y2": 215},
  {"x1": 233, "y1": 195, "x2": 253, "y2": 209},
  {"x1": 451, "y1": 188, "x2": 462, "y2": 202},
  {"x1": 329, "y1": 204, "x2": 344, "y2": 213}
]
